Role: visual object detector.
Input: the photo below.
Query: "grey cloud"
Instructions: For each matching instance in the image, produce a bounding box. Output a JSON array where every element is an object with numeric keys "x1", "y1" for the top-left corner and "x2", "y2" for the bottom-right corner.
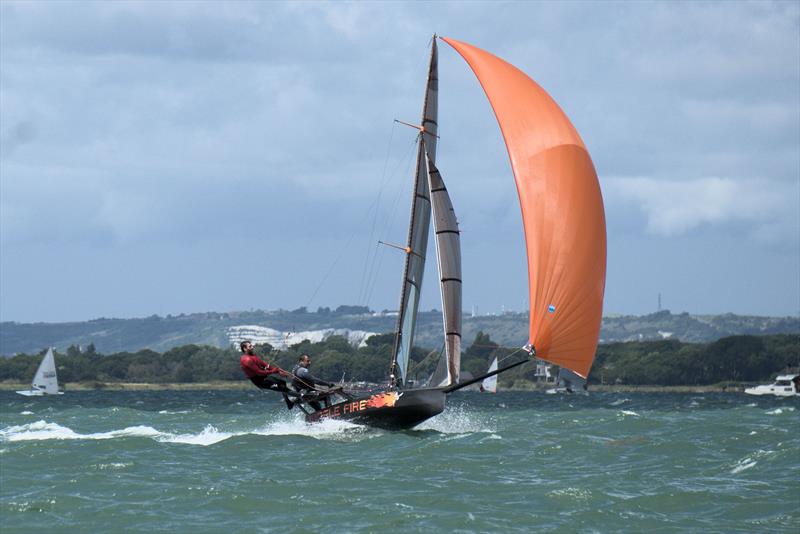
[
  {"x1": 1, "y1": 1, "x2": 798, "y2": 321},
  {"x1": 0, "y1": 1, "x2": 417, "y2": 65},
  {"x1": 0, "y1": 120, "x2": 36, "y2": 156}
]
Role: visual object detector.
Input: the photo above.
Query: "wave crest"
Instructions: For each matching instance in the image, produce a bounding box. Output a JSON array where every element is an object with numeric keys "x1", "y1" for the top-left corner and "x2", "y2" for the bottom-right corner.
[{"x1": 0, "y1": 420, "x2": 160, "y2": 442}]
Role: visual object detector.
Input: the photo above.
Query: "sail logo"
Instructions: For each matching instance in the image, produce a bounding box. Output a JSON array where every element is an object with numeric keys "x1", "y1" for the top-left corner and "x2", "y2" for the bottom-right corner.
[{"x1": 43, "y1": 372, "x2": 56, "y2": 378}]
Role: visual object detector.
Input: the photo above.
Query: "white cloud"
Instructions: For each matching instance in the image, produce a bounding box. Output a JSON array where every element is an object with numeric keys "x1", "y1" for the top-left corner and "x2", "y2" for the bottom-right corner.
[{"x1": 605, "y1": 176, "x2": 797, "y2": 241}]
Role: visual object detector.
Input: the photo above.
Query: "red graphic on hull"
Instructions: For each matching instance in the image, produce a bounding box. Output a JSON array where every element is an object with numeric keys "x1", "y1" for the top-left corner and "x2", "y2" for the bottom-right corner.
[
  {"x1": 366, "y1": 392, "x2": 402, "y2": 409},
  {"x1": 311, "y1": 391, "x2": 403, "y2": 421}
]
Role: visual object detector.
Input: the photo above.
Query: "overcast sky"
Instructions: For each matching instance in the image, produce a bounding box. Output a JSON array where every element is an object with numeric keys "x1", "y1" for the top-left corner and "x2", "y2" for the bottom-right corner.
[{"x1": 1, "y1": 1, "x2": 798, "y2": 323}]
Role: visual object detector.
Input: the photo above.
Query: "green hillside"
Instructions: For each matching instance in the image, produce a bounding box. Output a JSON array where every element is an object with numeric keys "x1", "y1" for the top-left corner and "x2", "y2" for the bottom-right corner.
[
  {"x1": 1, "y1": 306, "x2": 798, "y2": 356},
  {"x1": 2, "y1": 333, "x2": 797, "y2": 388}
]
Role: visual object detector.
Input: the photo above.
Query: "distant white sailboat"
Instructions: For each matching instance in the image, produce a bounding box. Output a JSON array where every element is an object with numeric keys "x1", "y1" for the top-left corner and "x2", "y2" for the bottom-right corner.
[
  {"x1": 16, "y1": 348, "x2": 64, "y2": 396},
  {"x1": 480, "y1": 357, "x2": 498, "y2": 393}
]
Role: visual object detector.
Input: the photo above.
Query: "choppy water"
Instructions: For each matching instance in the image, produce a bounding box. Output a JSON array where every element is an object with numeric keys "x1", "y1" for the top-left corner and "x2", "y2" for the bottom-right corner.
[{"x1": 1, "y1": 390, "x2": 798, "y2": 533}]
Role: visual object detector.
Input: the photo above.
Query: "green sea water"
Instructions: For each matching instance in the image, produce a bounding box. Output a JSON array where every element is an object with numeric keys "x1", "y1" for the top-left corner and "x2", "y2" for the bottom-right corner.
[{"x1": 1, "y1": 390, "x2": 797, "y2": 533}]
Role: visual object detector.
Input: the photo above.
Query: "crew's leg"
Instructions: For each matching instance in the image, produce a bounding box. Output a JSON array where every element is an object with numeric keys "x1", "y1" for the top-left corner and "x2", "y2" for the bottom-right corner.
[{"x1": 251, "y1": 375, "x2": 297, "y2": 394}]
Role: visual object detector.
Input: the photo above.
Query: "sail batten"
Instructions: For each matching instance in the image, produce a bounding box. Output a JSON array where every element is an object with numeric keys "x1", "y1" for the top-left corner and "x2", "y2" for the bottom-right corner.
[
  {"x1": 426, "y1": 150, "x2": 462, "y2": 386},
  {"x1": 441, "y1": 37, "x2": 606, "y2": 379}
]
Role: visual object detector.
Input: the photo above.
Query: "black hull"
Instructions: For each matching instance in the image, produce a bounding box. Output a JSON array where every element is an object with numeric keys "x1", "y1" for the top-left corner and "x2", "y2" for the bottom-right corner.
[
  {"x1": 305, "y1": 388, "x2": 446, "y2": 430},
  {"x1": 301, "y1": 357, "x2": 531, "y2": 430}
]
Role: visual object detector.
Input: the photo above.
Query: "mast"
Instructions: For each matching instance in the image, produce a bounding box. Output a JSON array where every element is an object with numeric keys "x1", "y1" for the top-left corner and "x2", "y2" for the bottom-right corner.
[{"x1": 388, "y1": 37, "x2": 439, "y2": 388}]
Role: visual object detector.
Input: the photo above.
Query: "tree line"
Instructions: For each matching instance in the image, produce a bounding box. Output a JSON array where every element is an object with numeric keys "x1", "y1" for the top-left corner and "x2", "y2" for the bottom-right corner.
[{"x1": 0, "y1": 333, "x2": 796, "y2": 387}]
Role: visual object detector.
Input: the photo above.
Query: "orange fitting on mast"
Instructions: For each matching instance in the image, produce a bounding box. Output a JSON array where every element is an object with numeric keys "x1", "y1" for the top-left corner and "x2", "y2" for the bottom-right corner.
[
  {"x1": 379, "y1": 240, "x2": 414, "y2": 254},
  {"x1": 394, "y1": 119, "x2": 424, "y2": 132}
]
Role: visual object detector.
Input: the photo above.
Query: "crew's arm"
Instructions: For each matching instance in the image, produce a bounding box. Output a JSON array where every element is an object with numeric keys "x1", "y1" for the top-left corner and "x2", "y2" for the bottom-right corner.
[
  {"x1": 245, "y1": 357, "x2": 281, "y2": 376},
  {"x1": 295, "y1": 367, "x2": 333, "y2": 388},
  {"x1": 306, "y1": 372, "x2": 334, "y2": 387}
]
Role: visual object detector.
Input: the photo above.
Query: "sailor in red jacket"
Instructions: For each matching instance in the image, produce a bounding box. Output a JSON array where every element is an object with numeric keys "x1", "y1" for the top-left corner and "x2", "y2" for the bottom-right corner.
[{"x1": 240, "y1": 341, "x2": 295, "y2": 409}]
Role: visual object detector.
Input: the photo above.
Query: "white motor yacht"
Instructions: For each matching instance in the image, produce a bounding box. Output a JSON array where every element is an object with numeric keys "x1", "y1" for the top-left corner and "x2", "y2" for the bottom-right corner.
[{"x1": 744, "y1": 375, "x2": 799, "y2": 397}]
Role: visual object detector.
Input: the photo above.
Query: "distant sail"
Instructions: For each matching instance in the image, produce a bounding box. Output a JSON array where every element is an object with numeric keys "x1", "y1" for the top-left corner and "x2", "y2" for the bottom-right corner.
[
  {"x1": 546, "y1": 367, "x2": 587, "y2": 395},
  {"x1": 426, "y1": 149, "x2": 461, "y2": 385},
  {"x1": 391, "y1": 39, "x2": 439, "y2": 386},
  {"x1": 442, "y1": 37, "x2": 606, "y2": 379},
  {"x1": 480, "y1": 357, "x2": 498, "y2": 393},
  {"x1": 16, "y1": 348, "x2": 61, "y2": 396}
]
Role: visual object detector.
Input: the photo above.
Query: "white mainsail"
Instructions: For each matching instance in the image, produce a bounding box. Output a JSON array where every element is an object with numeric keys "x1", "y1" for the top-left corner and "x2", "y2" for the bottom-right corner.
[
  {"x1": 426, "y1": 151, "x2": 461, "y2": 385},
  {"x1": 390, "y1": 38, "x2": 439, "y2": 387},
  {"x1": 16, "y1": 347, "x2": 62, "y2": 396},
  {"x1": 481, "y1": 357, "x2": 498, "y2": 393}
]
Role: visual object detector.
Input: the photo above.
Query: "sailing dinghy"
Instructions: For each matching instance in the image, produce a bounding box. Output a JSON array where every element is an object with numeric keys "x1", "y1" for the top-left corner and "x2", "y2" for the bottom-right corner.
[
  {"x1": 16, "y1": 348, "x2": 64, "y2": 396},
  {"x1": 295, "y1": 36, "x2": 606, "y2": 429},
  {"x1": 480, "y1": 358, "x2": 499, "y2": 393}
]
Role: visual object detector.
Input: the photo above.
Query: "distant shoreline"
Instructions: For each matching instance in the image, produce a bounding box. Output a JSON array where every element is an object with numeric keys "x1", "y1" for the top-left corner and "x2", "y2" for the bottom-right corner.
[
  {"x1": 1, "y1": 381, "x2": 251, "y2": 391},
  {"x1": 0, "y1": 381, "x2": 747, "y2": 393}
]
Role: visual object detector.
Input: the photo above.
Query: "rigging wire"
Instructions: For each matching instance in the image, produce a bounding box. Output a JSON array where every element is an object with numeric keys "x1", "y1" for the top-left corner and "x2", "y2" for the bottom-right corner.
[
  {"x1": 360, "y1": 36, "x2": 438, "y2": 310},
  {"x1": 304, "y1": 125, "x2": 418, "y2": 311},
  {"x1": 357, "y1": 120, "x2": 397, "y2": 305},
  {"x1": 307, "y1": 37, "x2": 436, "y2": 313},
  {"x1": 497, "y1": 346, "x2": 527, "y2": 364},
  {"x1": 463, "y1": 343, "x2": 528, "y2": 364},
  {"x1": 406, "y1": 343, "x2": 444, "y2": 378},
  {"x1": 361, "y1": 135, "x2": 419, "y2": 307},
  {"x1": 303, "y1": 230, "x2": 358, "y2": 310}
]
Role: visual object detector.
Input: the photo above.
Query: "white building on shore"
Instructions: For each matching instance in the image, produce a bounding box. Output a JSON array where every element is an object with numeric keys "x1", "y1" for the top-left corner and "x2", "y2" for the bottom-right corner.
[{"x1": 227, "y1": 325, "x2": 378, "y2": 350}]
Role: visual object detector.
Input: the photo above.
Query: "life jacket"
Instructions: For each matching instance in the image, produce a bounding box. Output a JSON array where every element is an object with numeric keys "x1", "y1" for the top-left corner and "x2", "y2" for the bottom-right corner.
[{"x1": 292, "y1": 364, "x2": 309, "y2": 392}]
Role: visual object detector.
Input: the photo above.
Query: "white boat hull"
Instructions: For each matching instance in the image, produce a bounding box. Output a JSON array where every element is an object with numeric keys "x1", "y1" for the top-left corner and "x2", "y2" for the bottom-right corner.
[
  {"x1": 546, "y1": 387, "x2": 588, "y2": 395},
  {"x1": 744, "y1": 387, "x2": 797, "y2": 397},
  {"x1": 15, "y1": 390, "x2": 64, "y2": 396},
  {"x1": 744, "y1": 375, "x2": 799, "y2": 397}
]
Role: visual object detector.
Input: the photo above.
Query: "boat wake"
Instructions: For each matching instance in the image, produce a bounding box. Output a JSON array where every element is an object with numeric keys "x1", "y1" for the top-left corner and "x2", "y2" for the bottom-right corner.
[
  {"x1": 150, "y1": 418, "x2": 372, "y2": 445},
  {"x1": 1, "y1": 407, "x2": 497, "y2": 445},
  {"x1": 413, "y1": 405, "x2": 495, "y2": 434},
  {"x1": 729, "y1": 449, "x2": 777, "y2": 474},
  {"x1": 765, "y1": 407, "x2": 795, "y2": 415},
  {"x1": 248, "y1": 418, "x2": 370, "y2": 442},
  {"x1": 0, "y1": 420, "x2": 161, "y2": 442},
  {"x1": 0, "y1": 417, "x2": 372, "y2": 446}
]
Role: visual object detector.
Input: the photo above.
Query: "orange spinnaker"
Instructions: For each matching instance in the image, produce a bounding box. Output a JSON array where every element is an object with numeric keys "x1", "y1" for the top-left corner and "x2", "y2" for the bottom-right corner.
[{"x1": 441, "y1": 37, "x2": 606, "y2": 378}]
